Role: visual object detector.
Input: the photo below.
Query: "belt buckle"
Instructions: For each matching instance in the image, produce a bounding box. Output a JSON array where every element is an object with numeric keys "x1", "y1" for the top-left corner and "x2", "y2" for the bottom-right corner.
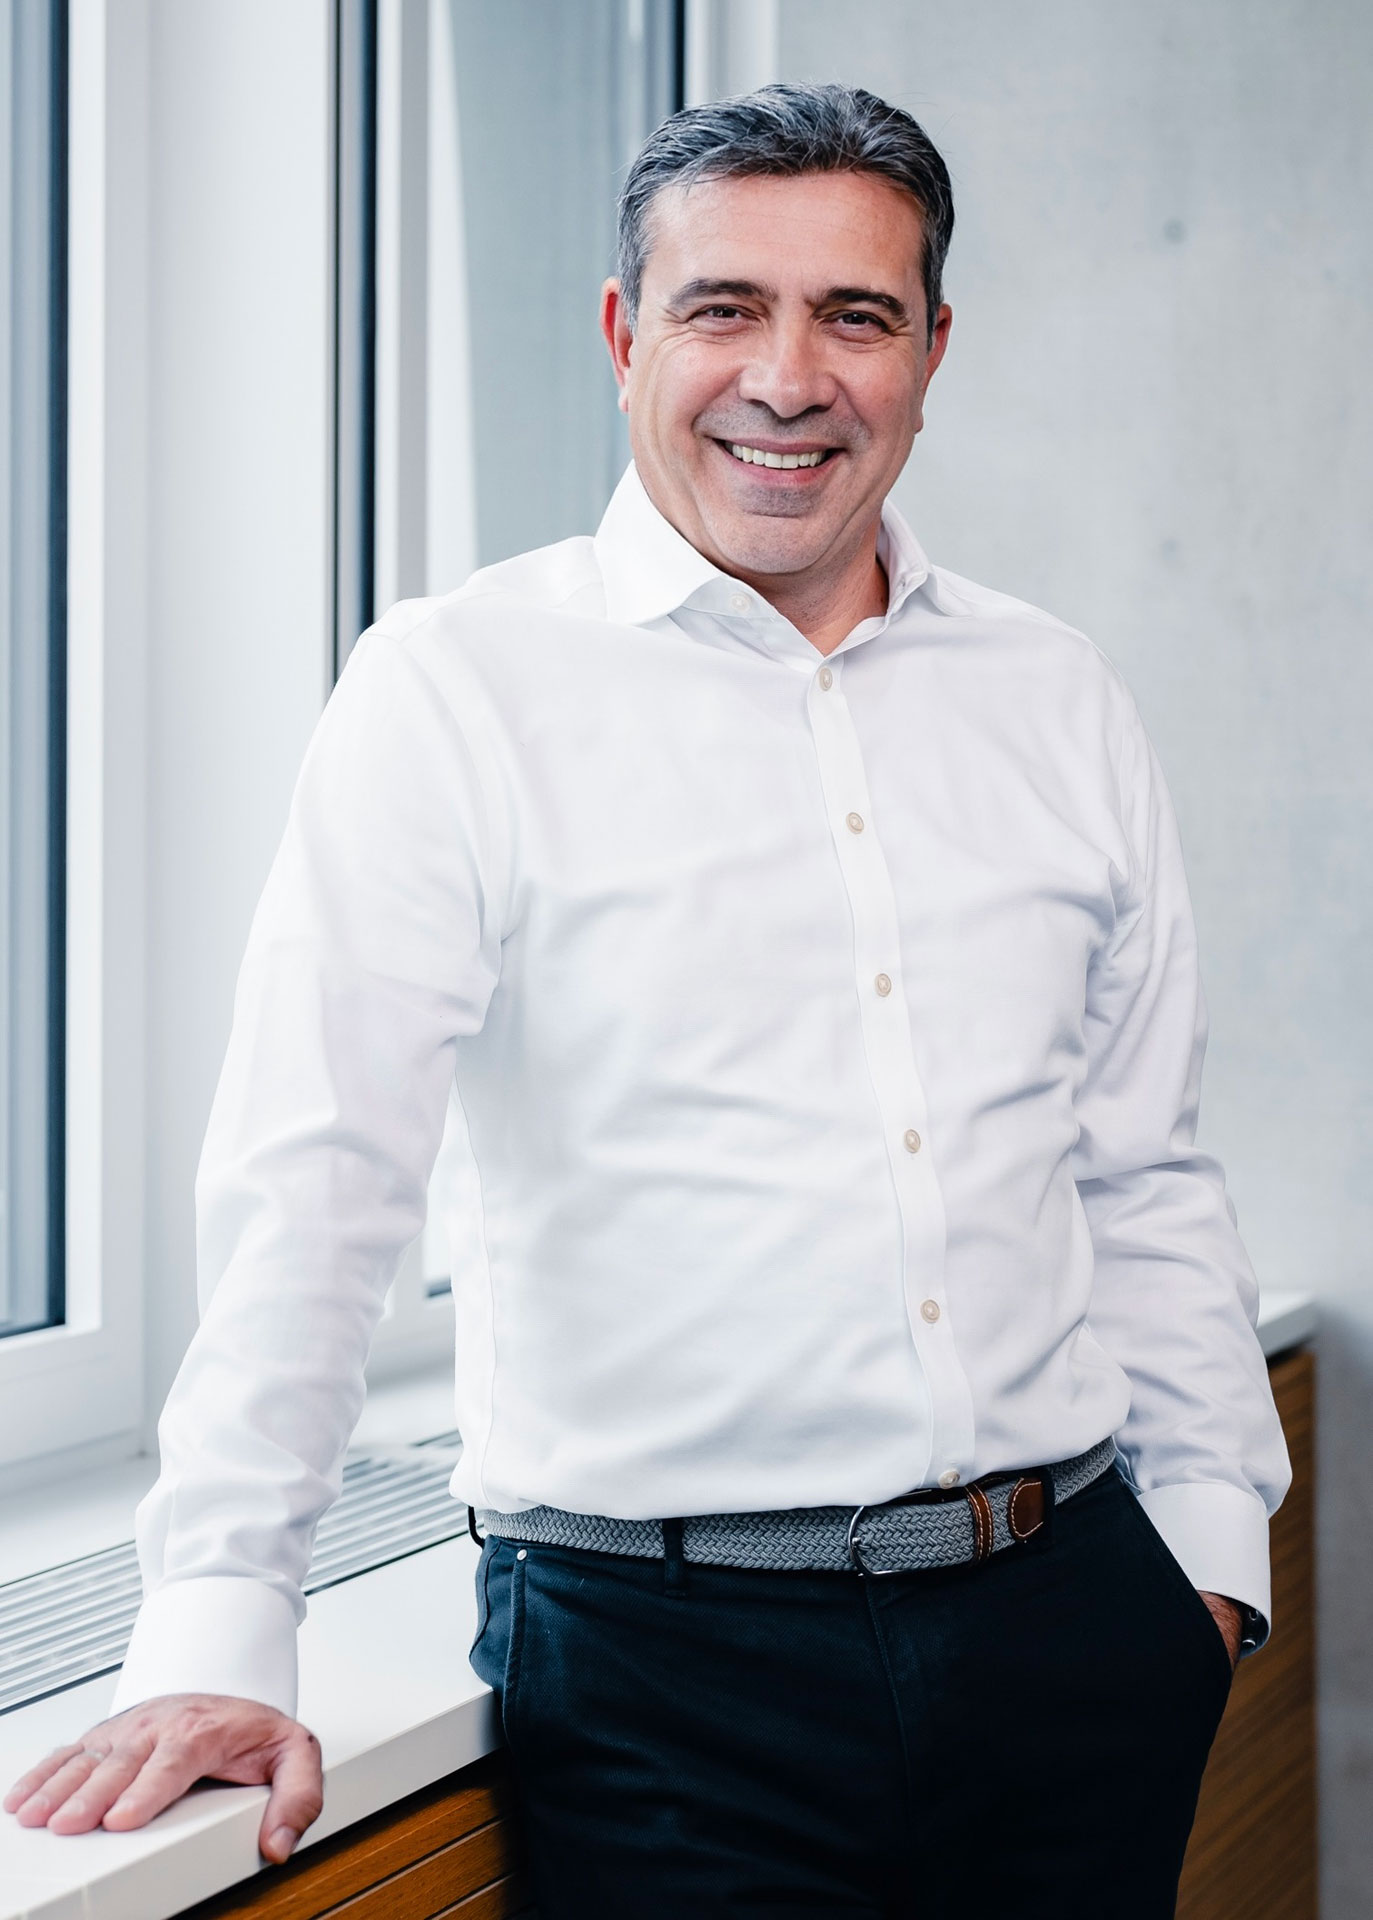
[
  {"x1": 846, "y1": 1476, "x2": 1012, "y2": 1577},
  {"x1": 845, "y1": 1483, "x2": 964, "y2": 1577},
  {"x1": 846, "y1": 1502, "x2": 895, "y2": 1576}
]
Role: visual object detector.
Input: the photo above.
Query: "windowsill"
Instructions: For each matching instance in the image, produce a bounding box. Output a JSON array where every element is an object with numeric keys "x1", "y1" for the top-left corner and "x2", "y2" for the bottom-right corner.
[
  {"x1": 0, "y1": 1536, "x2": 494, "y2": 1920},
  {"x1": 0, "y1": 1365, "x2": 488, "y2": 1920},
  {"x1": 0, "y1": 1289, "x2": 1317, "y2": 1920}
]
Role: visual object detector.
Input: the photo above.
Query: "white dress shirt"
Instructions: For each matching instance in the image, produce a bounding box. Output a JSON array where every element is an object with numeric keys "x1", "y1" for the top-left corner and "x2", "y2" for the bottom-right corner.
[{"x1": 113, "y1": 464, "x2": 1290, "y2": 1718}]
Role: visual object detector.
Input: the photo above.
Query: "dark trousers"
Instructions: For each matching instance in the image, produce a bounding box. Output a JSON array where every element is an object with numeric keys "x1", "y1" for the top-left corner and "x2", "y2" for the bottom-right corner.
[{"x1": 469, "y1": 1465, "x2": 1234, "y2": 1918}]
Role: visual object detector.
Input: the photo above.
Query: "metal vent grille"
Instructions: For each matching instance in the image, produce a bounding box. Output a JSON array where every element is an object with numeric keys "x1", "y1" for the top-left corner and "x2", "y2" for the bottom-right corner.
[{"x1": 0, "y1": 1448, "x2": 467, "y2": 1716}]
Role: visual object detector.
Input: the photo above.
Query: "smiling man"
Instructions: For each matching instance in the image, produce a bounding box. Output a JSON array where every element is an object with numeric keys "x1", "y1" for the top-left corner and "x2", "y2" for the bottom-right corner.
[{"x1": 8, "y1": 84, "x2": 1290, "y2": 1919}]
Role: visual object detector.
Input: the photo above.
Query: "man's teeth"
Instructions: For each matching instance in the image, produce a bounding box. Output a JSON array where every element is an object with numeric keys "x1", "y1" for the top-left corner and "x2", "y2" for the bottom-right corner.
[{"x1": 728, "y1": 444, "x2": 828, "y2": 469}]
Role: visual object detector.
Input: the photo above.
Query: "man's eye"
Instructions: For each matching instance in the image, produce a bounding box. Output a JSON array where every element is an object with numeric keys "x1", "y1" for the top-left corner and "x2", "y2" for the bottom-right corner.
[
  {"x1": 696, "y1": 305, "x2": 744, "y2": 321},
  {"x1": 835, "y1": 310, "x2": 885, "y2": 330}
]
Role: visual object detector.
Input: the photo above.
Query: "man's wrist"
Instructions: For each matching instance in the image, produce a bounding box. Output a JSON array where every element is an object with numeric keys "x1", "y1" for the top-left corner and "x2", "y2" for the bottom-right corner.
[
  {"x1": 1198, "y1": 1590, "x2": 1241, "y2": 1669},
  {"x1": 1198, "y1": 1590, "x2": 1265, "y2": 1669}
]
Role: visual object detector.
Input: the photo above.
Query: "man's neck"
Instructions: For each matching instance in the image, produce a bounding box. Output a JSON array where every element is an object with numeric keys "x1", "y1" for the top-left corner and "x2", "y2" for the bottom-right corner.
[{"x1": 735, "y1": 548, "x2": 889, "y2": 657}]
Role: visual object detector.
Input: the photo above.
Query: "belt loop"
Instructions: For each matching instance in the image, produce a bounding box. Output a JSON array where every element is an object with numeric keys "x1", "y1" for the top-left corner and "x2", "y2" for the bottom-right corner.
[
  {"x1": 1039, "y1": 1468, "x2": 1055, "y2": 1550},
  {"x1": 661, "y1": 1517, "x2": 687, "y2": 1597},
  {"x1": 1007, "y1": 1470, "x2": 1053, "y2": 1552},
  {"x1": 966, "y1": 1483, "x2": 995, "y2": 1564}
]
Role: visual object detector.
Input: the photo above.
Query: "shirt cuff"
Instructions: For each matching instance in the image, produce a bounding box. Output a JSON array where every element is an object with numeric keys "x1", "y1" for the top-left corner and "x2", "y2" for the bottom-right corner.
[
  {"x1": 108, "y1": 1577, "x2": 300, "y2": 1719},
  {"x1": 1135, "y1": 1479, "x2": 1273, "y2": 1652}
]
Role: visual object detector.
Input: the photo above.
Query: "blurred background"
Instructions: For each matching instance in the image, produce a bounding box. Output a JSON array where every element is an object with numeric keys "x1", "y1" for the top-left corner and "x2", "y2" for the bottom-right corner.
[{"x1": 0, "y1": 2, "x2": 1368, "y2": 1910}]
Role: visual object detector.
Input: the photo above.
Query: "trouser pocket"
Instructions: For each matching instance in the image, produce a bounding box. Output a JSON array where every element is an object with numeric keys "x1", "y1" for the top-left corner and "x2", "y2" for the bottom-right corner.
[
  {"x1": 1118, "y1": 1481, "x2": 1236, "y2": 1702},
  {"x1": 467, "y1": 1537, "x2": 526, "y2": 1737}
]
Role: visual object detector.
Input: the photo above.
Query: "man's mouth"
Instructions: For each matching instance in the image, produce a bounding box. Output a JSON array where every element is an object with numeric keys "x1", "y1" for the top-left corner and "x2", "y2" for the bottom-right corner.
[{"x1": 722, "y1": 441, "x2": 837, "y2": 470}]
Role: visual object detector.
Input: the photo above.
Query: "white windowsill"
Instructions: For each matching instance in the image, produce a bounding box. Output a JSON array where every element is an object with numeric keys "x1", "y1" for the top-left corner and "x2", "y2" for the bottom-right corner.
[{"x1": 0, "y1": 1289, "x2": 1317, "y2": 1920}]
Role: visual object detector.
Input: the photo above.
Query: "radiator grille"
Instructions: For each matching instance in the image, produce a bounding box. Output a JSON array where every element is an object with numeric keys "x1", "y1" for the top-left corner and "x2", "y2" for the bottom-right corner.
[{"x1": 0, "y1": 1447, "x2": 467, "y2": 1716}]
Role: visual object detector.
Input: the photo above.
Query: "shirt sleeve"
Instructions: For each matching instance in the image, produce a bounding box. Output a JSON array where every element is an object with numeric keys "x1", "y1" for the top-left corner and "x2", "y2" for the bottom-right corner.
[
  {"x1": 111, "y1": 629, "x2": 502, "y2": 1717},
  {"x1": 1070, "y1": 691, "x2": 1292, "y2": 1646}
]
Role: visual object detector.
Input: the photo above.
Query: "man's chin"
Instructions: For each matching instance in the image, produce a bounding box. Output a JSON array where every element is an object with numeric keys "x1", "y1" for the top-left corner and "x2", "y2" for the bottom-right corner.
[{"x1": 703, "y1": 511, "x2": 850, "y2": 581}]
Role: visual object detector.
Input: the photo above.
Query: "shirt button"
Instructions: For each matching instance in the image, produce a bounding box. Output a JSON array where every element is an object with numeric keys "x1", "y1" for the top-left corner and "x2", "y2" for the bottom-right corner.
[
  {"x1": 938, "y1": 1469, "x2": 960, "y2": 1490},
  {"x1": 729, "y1": 591, "x2": 751, "y2": 613},
  {"x1": 874, "y1": 973, "x2": 892, "y2": 996},
  {"x1": 846, "y1": 812, "x2": 864, "y2": 834},
  {"x1": 903, "y1": 1129, "x2": 921, "y2": 1154},
  {"x1": 920, "y1": 1298, "x2": 941, "y2": 1323},
  {"x1": 817, "y1": 666, "x2": 833, "y2": 691}
]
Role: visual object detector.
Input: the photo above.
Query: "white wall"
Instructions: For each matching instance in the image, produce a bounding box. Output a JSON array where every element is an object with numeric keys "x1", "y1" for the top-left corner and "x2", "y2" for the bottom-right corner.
[
  {"x1": 776, "y1": 4, "x2": 1372, "y2": 1909},
  {"x1": 140, "y1": 0, "x2": 334, "y2": 1424}
]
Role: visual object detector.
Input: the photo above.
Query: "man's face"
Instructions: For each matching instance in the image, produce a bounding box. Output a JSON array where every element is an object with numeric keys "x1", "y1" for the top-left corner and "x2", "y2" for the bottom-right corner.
[{"x1": 601, "y1": 169, "x2": 951, "y2": 593}]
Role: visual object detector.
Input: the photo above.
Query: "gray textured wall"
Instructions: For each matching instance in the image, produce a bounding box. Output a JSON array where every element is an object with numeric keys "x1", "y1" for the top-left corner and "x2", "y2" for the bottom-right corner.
[{"x1": 776, "y1": 3, "x2": 1372, "y2": 1909}]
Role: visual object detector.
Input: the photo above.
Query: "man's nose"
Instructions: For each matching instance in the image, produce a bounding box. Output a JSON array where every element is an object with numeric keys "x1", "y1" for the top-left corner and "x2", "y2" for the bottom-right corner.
[{"x1": 736, "y1": 319, "x2": 837, "y2": 419}]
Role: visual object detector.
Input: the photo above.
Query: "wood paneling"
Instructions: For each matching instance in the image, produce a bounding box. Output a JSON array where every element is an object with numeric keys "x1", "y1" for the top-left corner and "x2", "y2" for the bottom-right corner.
[
  {"x1": 180, "y1": 1348, "x2": 1316, "y2": 1919},
  {"x1": 1177, "y1": 1346, "x2": 1316, "y2": 1920},
  {"x1": 427, "y1": 1877, "x2": 530, "y2": 1920},
  {"x1": 179, "y1": 1756, "x2": 527, "y2": 1920}
]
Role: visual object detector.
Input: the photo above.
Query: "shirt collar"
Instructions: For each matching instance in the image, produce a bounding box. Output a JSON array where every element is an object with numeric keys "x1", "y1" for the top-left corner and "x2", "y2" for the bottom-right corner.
[{"x1": 594, "y1": 462, "x2": 931, "y2": 634}]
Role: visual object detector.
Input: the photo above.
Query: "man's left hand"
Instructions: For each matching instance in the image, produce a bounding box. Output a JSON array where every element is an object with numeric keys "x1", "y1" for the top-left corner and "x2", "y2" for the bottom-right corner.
[{"x1": 1198, "y1": 1590, "x2": 1243, "y2": 1672}]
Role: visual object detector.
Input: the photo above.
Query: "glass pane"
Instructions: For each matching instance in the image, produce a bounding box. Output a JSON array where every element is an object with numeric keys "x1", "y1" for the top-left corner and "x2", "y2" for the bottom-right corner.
[
  {"x1": 0, "y1": 0, "x2": 65, "y2": 1338},
  {"x1": 439, "y1": 0, "x2": 675, "y2": 568}
]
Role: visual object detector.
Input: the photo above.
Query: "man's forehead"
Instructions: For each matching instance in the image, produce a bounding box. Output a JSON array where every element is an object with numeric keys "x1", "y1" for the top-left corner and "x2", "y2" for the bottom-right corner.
[{"x1": 640, "y1": 170, "x2": 926, "y2": 291}]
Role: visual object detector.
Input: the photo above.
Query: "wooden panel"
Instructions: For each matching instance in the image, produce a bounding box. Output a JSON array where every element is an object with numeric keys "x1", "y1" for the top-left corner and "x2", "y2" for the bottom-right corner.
[
  {"x1": 1177, "y1": 1347, "x2": 1316, "y2": 1920},
  {"x1": 430, "y1": 1875, "x2": 530, "y2": 1920},
  {"x1": 180, "y1": 1756, "x2": 524, "y2": 1920},
  {"x1": 323, "y1": 1821, "x2": 521, "y2": 1920}
]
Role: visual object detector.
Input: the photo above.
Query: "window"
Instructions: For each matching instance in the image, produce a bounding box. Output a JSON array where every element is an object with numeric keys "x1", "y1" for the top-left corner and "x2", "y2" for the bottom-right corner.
[
  {"x1": 353, "y1": 1, "x2": 779, "y2": 1369},
  {"x1": 358, "y1": 0, "x2": 683, "y2": 1368},
  {"x1": 0, "y1": 0, "x2": 775, "y2": 1463},
  {"x1": 0, "y1": 0, "x2": 66, "y2": 1341},
  {"x1": 363, "y1": 0, "x2": 683, "y2": 633}
]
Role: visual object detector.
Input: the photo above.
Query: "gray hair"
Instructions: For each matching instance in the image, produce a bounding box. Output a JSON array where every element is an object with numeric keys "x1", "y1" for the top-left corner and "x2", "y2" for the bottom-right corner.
[{"x1": 616, "y1": 82, "x2": 954, "y2": 343}]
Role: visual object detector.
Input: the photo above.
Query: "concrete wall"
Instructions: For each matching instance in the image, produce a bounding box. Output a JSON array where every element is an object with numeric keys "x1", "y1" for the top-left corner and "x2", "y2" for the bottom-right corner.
[{"x1": 776, "y1": 3, "x2": 1372, "y2": 1908}]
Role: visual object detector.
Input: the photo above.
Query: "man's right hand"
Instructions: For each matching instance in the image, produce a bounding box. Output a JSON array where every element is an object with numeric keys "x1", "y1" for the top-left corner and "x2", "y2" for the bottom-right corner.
[{"x1": 2, "y1": 1695, "x2": 323, "y2": 1863}]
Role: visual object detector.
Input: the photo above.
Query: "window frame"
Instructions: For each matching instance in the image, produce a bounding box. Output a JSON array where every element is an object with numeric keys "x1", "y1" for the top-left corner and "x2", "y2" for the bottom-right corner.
[
  {"x1": 0, "y1": 0, "x2": 68, "y2": 1344},
  {"x1": 0, "y1": 0, "x2": 146, "y2": 1477}
]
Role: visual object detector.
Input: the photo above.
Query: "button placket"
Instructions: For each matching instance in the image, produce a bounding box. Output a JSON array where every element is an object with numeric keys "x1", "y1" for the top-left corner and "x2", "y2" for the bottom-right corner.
[{"x1": 804, "y1": 665, "x2": 977, "y2": 1485}]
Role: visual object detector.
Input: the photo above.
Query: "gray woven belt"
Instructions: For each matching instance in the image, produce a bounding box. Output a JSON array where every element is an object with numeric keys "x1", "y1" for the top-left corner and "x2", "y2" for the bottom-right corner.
[{"x1": 475, "y1": 1436, "x2": 1117, "y2": 1576}]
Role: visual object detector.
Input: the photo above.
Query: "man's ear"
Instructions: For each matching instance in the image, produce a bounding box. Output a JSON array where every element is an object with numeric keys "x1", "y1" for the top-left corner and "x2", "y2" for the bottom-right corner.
[
  {"x1": 925, "y1": 302, "x2": 953, "y2": 382},
  {"x1": 911, "y1": 302, "x2": 953, "y2": 437},
  {"x1": 599, "y1": 278, "x2": 633, "y2": 415}
]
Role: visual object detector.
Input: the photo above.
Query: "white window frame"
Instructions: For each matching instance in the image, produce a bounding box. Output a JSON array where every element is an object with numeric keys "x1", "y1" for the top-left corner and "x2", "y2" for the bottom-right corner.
[
  {"x1": 0, "y1": 0, "x2": 147, "y2": 1479},
  {"x1": 0, "y1": 0, "x2": 346, "y2": 1479},
  {"x1": 0, "y1": 0, "x2": 462, "y2": 1461}
]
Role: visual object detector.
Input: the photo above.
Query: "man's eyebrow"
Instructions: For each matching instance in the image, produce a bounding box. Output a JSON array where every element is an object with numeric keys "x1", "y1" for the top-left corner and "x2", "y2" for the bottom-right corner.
[
  {"x1": 821, "y1": 286, "x2": 910, "y2": 320},
  {"x1": 664, "y1": 278, "x2": 911, "y2": 322},
  {"x1": 666, "y1": 277, "x2": 780, "y2": 306}
]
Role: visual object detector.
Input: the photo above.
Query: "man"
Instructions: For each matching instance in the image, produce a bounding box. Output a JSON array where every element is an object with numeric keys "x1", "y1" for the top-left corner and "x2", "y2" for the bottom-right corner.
[{"x1": 8, "y1": 84, "x2": 1289, "y2": 1917}]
